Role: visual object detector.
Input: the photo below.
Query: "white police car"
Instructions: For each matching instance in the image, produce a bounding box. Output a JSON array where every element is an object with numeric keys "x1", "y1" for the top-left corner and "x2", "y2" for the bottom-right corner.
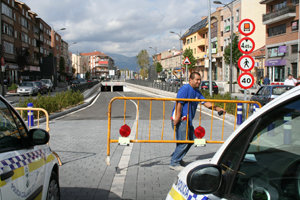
[
  {"x1": 0, "y1": 96, "x2": 60, "y2": 199},
  {"x1": 166, "y1": 86, "x2": 300, "y2": 200}
]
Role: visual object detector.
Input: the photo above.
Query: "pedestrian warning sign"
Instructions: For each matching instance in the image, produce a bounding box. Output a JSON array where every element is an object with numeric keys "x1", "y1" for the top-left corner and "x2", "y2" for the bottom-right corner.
[{"x1": 183, "y1": 57, "x2": 191, "y2": 65}]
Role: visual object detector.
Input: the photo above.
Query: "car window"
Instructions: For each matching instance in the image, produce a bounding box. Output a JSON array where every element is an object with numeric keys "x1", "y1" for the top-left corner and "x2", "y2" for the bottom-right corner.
[
  {"x1": 272, "y1": 86, "x2": 290, "y2": 95},
  {"x1": 262, "y1": 87, "x2": 270, "y2": 96},
  {"x1": 230, "y1": 97, "x2": 300, "y2": 200},
  {"x1": 256, "y1": 87, "x2": 265, "y2": 95},
  {"x1": 0, "y1": 100, "x2": 27, "y2": 151}
]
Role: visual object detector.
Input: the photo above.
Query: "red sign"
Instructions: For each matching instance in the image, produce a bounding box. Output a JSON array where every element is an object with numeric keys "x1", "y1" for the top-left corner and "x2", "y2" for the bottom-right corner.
[
  {"x1": 238, "y1": 37, "x2": 255, "y2": 54},
  {"x1": 238, "y1": 55, "x2": 255, "y2": 72},
  {"x1": 238, "y1": 19, "x2": 255, "y2": 36},
  {"x1": 238, "y1": 73, "x2": 254, "y2": 89},
  {"x1": 1, "y1": 57, "x2": 4, "y2": 66},
  {"x1": 183, "y1": 57, "x2": 191, "y2": 65}
]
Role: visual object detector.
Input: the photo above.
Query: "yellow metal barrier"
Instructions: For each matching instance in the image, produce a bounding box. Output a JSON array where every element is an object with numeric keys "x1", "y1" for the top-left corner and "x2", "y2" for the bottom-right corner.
[
  {"x1": 15, "y1": 107, "x2": 50, "y2": 132},
  {"x1": 106, "y1": 97, "x2": 261, "y2": 165}
]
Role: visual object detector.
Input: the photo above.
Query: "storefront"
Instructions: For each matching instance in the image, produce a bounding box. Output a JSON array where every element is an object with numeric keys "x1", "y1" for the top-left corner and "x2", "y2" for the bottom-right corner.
[{"x1": 265, "y1": 59, "x2": 286, "y2": 83}]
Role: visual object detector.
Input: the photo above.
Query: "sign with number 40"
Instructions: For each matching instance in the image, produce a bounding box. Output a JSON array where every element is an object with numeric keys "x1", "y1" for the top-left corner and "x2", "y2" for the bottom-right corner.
[{"x1": 238, "y1": 73, "x2": 254, "y2": 89}]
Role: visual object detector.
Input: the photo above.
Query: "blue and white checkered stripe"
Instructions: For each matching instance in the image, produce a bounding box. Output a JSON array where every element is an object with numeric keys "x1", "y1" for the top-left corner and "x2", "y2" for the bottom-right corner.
[{"x1": 0, "y1": 149, "x2": 45, "y2": 174}]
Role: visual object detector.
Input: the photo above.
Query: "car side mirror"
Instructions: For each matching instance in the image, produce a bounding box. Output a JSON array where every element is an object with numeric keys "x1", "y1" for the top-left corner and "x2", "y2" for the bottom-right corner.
[
  {"x1": 28, "y1": 128, "x2": 50, "y2": 145},
  {"x1": 186, "y1": 164, "x2": 222, "y2": 194},
  {"x1": 251, "y1": 92, "x2": 256, "y2": 95}
]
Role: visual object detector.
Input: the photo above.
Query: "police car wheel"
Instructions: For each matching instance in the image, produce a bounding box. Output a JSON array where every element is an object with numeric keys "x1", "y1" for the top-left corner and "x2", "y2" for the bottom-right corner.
[{"x1": 46, "y1": 172, "x2": 60, "y2": 200}]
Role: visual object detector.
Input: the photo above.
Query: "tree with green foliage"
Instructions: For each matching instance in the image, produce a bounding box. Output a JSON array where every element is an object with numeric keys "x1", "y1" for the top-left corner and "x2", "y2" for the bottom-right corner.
[
  {"x1": 224, "y1": 33, "x2": 242, "y2": 76},
  {"x1": 136, "y1": 50, "x2": 150, "y2": 79},
  {"x1": 182, "y1": 48, "x2": 196, "y2": 70},
  {"x1": 155, "y1": 62, "x2": 163, "y2": 73}
]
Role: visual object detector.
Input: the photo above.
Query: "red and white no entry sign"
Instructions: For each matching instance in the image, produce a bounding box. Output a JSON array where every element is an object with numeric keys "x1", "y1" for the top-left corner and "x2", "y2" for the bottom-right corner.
[
  {"x1": 238, "y1": 37, "x2": 255, "y2": 54},
  {"x1": 238, "y1": 73, "x2": 254, "y2": 89},
  {"x1": 238, "y1": 19, "x2": 255, "y2": 36},
  {"x1": 238, "y1": 55, "x2": 254, "y2": 72}
]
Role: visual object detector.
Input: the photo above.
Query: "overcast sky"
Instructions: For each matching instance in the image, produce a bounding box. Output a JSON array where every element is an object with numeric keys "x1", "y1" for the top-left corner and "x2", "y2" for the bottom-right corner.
[{"x1": 22, "y1": 0, "x2": 232, "y2": 57}]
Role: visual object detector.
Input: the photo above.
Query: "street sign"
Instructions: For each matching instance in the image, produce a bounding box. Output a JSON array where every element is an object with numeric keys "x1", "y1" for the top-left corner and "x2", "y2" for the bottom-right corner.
[
  {"x1": 238, "y1": 19, "x2": 255, "y2": 36},
  {"x1": 183, "y1": 57, "x2": 191, "y2": 65},
  {"x1": 238, "y1": 55, "x2": 255, "y2": 72},
  {"x1": 238, "y1": 72, "x2": 254, "y2": 89},
  {"x1": 238, "y1": 37, "x2": 255, "y2": 54}
]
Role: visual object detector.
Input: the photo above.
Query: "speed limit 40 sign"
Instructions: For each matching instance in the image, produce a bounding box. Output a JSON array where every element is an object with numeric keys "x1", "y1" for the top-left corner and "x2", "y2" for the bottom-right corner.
[{"x1": 238, "y1": 73, "x2": 254, "y2": 89}]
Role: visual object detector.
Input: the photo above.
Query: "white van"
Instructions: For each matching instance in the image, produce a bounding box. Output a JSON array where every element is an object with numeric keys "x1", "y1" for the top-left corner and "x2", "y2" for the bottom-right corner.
[{"x1": 166, "y1": 86, "x2": 300, "y2": 200}]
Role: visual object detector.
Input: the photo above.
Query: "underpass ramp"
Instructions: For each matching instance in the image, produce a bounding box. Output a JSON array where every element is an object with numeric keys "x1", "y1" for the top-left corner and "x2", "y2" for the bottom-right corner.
[{"x1": 101, "y1": 81, "x2": 124, "y2": 92}]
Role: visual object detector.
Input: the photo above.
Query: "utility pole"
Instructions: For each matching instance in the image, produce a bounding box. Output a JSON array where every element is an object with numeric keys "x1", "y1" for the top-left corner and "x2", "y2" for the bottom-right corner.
[{"x1": 208, "y1": 0, "x2": 213, "y2": 96}]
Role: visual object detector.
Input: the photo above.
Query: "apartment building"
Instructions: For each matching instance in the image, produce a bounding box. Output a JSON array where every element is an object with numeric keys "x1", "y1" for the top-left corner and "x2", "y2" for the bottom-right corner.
[
  {"x1": 1, "y1": 0, "x2": 69, "y2": 86},
  {"x1": 159, "y1": 49, "x2": 182, "y2": 79},
  {"x1": 260, "y1": 0, "x2": 299, "y2": 83},
  {"x1": 80, "y1": 51, "x2": 114, "y2": 79},
  {"x1": 219, "y1": 0, "x2": 265, "y2": 84}
]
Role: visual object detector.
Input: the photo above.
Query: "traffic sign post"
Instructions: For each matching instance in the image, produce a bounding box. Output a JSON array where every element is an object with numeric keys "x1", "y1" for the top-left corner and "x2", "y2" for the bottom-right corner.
[
  {"x1": 238, "y1": 19, "x2": 256, "y2": 121},
  {"x1": 183, "y1": 57, "x2": 191, "y2": 82}
]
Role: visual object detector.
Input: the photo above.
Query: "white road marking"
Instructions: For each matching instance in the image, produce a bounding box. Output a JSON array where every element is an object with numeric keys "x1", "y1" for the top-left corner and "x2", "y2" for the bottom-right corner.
[{"x1": 109, "y1": 92, "x2": 138, "y2": 199}]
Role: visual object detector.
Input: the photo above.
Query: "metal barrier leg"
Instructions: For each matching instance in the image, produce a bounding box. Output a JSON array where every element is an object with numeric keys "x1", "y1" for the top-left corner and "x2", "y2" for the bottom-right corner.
[{"x1": 237, "y1": 103, "x2": 243, "y2": 125}]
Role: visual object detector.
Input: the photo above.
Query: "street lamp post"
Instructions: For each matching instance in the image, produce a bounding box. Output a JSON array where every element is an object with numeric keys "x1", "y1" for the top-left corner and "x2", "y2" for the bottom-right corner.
[
  {"x1": 170, "y1": 31, "x2": 184, "y2": 83},
  {"x1": 214, "y1": 0, "x2": 233, "y2": 94},
  {"x1": 208, "y1": 0, "x2": 213, "y2": 96}
]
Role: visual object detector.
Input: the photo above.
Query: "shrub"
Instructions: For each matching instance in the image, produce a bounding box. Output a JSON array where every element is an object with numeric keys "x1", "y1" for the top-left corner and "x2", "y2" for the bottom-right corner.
[
  {"x1": 8, "y1": 83, "x2": 18, "y2": 91},
  {"x1": 18, "y1": 90, "x2": 84, "y2": 119},
  {"x1": 200, "y1": 90, "x2": 237, "y2": 115}
]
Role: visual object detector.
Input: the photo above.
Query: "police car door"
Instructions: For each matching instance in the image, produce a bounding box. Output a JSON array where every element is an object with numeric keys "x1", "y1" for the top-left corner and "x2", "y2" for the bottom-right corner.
[{"x1": 0, "y1": 99, "x2": 45, "y2": 199}]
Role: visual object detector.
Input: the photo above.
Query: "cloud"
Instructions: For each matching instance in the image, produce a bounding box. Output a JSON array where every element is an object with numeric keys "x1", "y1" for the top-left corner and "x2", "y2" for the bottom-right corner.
[{"x1": 21, "y1": 0, "x2": 232, "y2": 56}]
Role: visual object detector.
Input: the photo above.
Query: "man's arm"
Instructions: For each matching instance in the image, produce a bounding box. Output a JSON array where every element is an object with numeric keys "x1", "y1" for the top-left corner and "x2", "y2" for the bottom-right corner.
[
  {"x1": 203, "y1": 102, "x2": 226, "y2": 114},
  {"x1": 173, "y1": 102, "x2": 182, "y2": 126}
]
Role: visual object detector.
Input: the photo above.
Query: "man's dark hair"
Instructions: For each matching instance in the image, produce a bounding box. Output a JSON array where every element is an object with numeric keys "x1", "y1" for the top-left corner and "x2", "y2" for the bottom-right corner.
[
  {"x1": 288, "y1": 74, "x2": 293, "y2": 76},
  {"x1": 190, "y1": 72, "x2": 201, "y2": 80}
]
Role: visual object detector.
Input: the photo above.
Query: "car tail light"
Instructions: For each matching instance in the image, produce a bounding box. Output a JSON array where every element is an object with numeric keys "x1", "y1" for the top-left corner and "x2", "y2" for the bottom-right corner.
[
  {"x1": 119, "y1": 124, "x2": 131, "y2": 137},
  {"x1": 213, "y1": 85, "x2": 218, "y2": 88},
  {"x1": 194, "y1": 126, "x2": 205, "y2": 139},
  {"x1": 202, "y1": 86, "x2": 208, "y2": 89}
]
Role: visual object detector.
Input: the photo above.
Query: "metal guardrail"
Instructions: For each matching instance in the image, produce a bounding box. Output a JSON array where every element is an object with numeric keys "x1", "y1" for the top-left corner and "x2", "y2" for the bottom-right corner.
[
  {"x1": 106, "y1": 96, "x2": 261, "y2": 165},
  {"x1": 126, "y1": 79, "x2": 183, "y2": 93},
  {"x1": 15, "y1": 107, "x2": 50, "y2": 132},
  {"x1": 70, "y1": 81, "x2": 99, "y2": 92}
]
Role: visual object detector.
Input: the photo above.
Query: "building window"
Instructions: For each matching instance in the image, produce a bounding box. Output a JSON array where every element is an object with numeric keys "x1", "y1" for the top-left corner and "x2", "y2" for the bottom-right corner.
[
  {"x1": 292, "y1": 0, "x2": 299, "y2": 4},
  {"x1": 21, "y1": 32, "x2": 28, "y2": 43},
  {"x1": 236, "y1": 9, "x2": 239, "y2": 22},
  {"x1": 2, "y1": 23, "x2": 13, "y2": 36},
  {"x1": 221, "y1": 16, "x2": 223, "y2": 21},
  {"x1": 40, "y1": 23, "x2": 43, "y2": 30},
  {"x1": 221, "y1": 46, "x2": 223, "y2": 51},
  {"x1": 268, "y1": 46, "x2": 285, "y2": 58},
  {"x1": 291, "y1": 44, "x2": 298, "y2": 54},
  {"x1": 14, "y1": 30, "x2": 17, "y2": 38},
  {"x1": 1, "y1": 3, "x2": 12, "y2": 18},
  {"x1": 20, "y1": 16, "x2": 28, "y2": 28},
  {"x1": 292, "y1": 20, "x2": 298, "y2": 31},
  {"x1": 221, "y1": 31, "x2": 223, "y2": 36},
  {"x1": 202, "y1": 34, "x2": 205, "y2": 38},
  {"x1": 191, "y1": 37, "x2": 193, "y2": 43},
  {"x1": 271, "y1": 0, "x2": 287, "y2": 12},
  {"x1": 194, "y1": 48, "x2": 196, "y2": 54},
  {"x1": 194, "y1": 36, "x2": 196, "y2": 41},
  {"x1": 187, "y1": 39, "x2": 190, "y2": 44},
  {"x1": 3, "y1": 41, "x2": 14, "y2": 54},
  {"x1": 268, "y1": 24, "x2": 286, "y2": 37}
]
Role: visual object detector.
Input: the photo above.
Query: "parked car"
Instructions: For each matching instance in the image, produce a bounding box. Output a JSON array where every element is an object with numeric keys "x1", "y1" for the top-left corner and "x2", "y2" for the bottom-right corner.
[
  {"x1": 166, "y1": 86, "x2": 300, "y2": 200},
  {"x1": 40, "y1": 79, "x2": 54, "y2": 92},
  {"x1": 167, "y1": 78, "x2": 181, "y2": 84},
  {"x1": 200, "y1": 81, "x2": 219, "y2": 94},
  {"x1": 0, "y1": 95, "x2": 60, "y2": 199},
  {"x1": 71, "y1": 79, "x2": 80, "y2": 86},
  {"x1": 34, "y1": 81, "x2": 48, "y2": 94},
  {"x1": 78, "y1": 78, "x2": 87, "y2": 84},
  {"x1": 250, "y1": 85, "x2": 294, "y2": 107},
  {"x1": 17, "y1": 81, "x2": 39, "y2": 96}
]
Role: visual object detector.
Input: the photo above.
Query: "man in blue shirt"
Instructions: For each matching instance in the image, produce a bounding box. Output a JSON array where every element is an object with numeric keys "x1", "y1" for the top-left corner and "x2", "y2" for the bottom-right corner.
[{"x1": 170, "y1": 72, "x2": 225, "y2": 170}]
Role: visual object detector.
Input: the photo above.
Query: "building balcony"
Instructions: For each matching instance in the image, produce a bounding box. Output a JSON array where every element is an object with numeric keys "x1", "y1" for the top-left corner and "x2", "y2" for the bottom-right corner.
[
  {"x1": 195, "y1": 52, "x2": 206, "y2": 59},
  {"x1": 263, "y1": 6, "x2": 296, "y2": 25},
  {"x1": 197, "y1": 40, "x2": 206, "y2": 46}
]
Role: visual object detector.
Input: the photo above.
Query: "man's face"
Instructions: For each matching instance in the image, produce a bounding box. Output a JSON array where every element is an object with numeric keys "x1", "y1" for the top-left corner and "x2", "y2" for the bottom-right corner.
[
  {"x1": 189, "y1": 74, "x2": 201, "y2": 88},
  {"x1": 289, "y1": 75, "x2": 293, "y2": 80}
]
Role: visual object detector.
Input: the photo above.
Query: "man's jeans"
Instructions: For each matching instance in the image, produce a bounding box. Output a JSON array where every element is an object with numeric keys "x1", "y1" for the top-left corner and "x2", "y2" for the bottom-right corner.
[{"x1": 170, "y1": 120, "x2": 194, "y2": 166}]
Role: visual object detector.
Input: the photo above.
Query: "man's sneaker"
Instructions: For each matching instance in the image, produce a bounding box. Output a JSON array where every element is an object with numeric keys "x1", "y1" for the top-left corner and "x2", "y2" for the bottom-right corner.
[
  {"x1": 180, "y1": 160, "x2": 188, "y2": 166},
  {"x1": 169, "y1": 165, "x2": 184, "y2": 171}
]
